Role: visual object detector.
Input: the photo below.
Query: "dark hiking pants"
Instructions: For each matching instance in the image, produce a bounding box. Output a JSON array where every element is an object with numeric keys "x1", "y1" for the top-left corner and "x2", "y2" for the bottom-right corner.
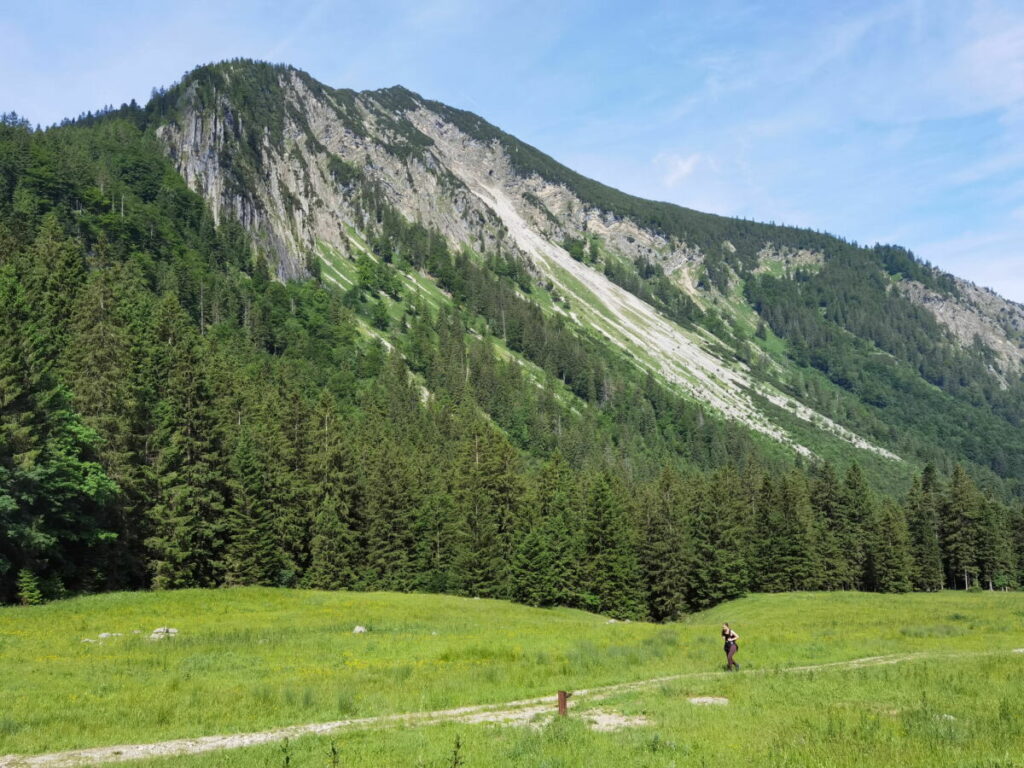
[{"x1": 725, "y1": 641, "x2": 738, "y2": 670}]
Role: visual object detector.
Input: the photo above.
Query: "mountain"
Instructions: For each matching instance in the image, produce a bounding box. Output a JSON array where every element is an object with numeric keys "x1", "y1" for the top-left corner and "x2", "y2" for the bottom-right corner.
[
  {"x1": 1, "y1": 59, "x2": 1021, "y2": 608},
  {"x1": 151, "y1": 60, "x2": 1024, "y2": 475}
]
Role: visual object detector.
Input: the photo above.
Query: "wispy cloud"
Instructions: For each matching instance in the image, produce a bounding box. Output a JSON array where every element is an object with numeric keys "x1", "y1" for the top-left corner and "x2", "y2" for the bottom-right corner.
[{"x1": 656, "y1": 152, "x2": 702, "y2": 188}]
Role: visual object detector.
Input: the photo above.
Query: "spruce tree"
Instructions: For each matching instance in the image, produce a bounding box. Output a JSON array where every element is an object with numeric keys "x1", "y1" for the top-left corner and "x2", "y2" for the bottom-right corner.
[
  {"x1": 810, "y1": 462, "x2": 850, "y2": 590},
  {"x1": 146, "y1": 296, "x2": 227, "y2": 589},
  {"x1": 304, "y1": 393, "x2": 358, "y2": 590},
  {"x1": 682, "y1": 469, "x2": 750, "y2": 611},
  {"x1": 270, "y1": 379, "x2": 315, "y2": 584},
  {"x1": 509, "y1": 526, "x2": 556, "y2": 607},
  {"x1": 65, "y1": 263, "x2": 155, "y2": 588},
  {"x1": 223, "y1": 431, "x2": 285, "y2": 586},
  {"x1": 758, "y1": 470, "x2": 822, "y2": 591},
  {"x1": 976, "y1": 498, "x2": 1017, "y2": 590},
  {"x1": 837, "y1": 464, "x2": 872, "y2": 589},
  {"x1": 306, "y1": 497, "x2": 356, "y2": 590},
  {"x1": 0, "y1": 261, "x2": 119, "y2": 600},
  {"x1": 941, "y1": 465, "x2": 980, "y2": 590},
  {"x1": 359, "y1": 429, "x2": 416, "y2": 591},
  {"x1": 16, "y1": 569, "x2": 44, "y2": 605},
  {"x1": 23, "y1": 213, "x2": 86, "y2": 362},
  {"x1": 642, "y1": 468, "x2": 693, "y2": 621},
  {"x1": 450, "y1": 415, "x2": 523, "y2": 598},
  {"x1": 904, "y1": 467, "x2": 943, "y2": 591},
  {"x1": 865, "y1": 499, "x2": 913, "y2": 593},
  {"x1": 511, "y1": 453, "x2": 583, "y2": 608},
  {"x1": 580, "y1": 471, "x2": 646, "y2": 620},
  {"x1": 408, "y1": 450, "x2": 458, "y2": 594}
]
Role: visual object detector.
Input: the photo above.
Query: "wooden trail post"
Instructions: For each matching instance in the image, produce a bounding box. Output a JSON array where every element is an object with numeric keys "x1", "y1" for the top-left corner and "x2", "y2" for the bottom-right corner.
[{"x1": 557, "y1": 690, "x2": 572, "y2": 716}]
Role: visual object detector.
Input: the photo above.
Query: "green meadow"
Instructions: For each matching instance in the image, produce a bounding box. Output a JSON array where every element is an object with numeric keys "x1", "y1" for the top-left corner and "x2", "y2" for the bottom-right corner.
[{"x1": 2, "y1": 589, "x2": 1022, "y2": 765}]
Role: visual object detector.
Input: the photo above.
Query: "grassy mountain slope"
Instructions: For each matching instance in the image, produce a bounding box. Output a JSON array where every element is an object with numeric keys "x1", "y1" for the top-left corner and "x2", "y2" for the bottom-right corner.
[{"x1": 148, "y1": 60, "x2": 1024, "y2": 493}]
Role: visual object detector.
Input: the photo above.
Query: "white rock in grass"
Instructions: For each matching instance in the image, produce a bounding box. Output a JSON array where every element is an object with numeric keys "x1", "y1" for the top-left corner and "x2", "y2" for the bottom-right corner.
[
  {"x1": 98, "y1": 632, "x2": 123, "y2": 638},
  {"x1": 149, "y1": 627, "x2": 179, "y2": 640},
  {"x1": 606, "y1": 619, "x2": 618, "y2": 624},
  {"x1": 81, "y1": 638, "x2": 95, "y2": 643},
  {"x1": 1014, "y1": 648, "x2": 1024, "y2": 654},
  {"x1": 352, "y1": 626, "x2": 367, "y2": 634},
  {"x1": 936, "y1": 713, "x2": 956, "y2": 721},
  {"x1": 688, "y1": 696, "x2": 729, "y2": 706},
  {"x1": 584, "y1": 709, "x2": 651, "y2": 732}
]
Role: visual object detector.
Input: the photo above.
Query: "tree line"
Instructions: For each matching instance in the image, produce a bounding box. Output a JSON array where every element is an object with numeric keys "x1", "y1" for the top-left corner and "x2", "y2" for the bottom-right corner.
[{"x1": 1, "y1": 109, "x2": 1021, "y2": 616}]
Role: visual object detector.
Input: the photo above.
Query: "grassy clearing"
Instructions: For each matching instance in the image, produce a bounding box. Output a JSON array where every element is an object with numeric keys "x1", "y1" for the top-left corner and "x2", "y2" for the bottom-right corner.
[
  {"x1": 126, "y1": 653, "x2": 1024, "y2": 768},
  {"x1": 2, "y1": 591, "x2": 1022, "y2": 762}
]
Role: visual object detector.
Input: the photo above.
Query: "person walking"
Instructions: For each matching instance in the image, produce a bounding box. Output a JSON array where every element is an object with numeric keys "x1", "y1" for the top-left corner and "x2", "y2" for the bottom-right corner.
[{"x1": 721, "y1": 623, "x2": 740, "y2": 671}]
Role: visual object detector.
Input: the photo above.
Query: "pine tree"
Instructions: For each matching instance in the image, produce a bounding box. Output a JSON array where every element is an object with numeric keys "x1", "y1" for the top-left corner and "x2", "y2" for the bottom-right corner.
[
  {"x1": 757, "y1": 470, "x2": 822, "y2": 591},
  {"x1": 941, "y1": 465, "x2": 980, "y2": 590},
  {"x1": 976, "y1": 498, "x2": 1017, "y2": 590},
  {"x1": 904, "y1": 467, "x2": 943, "y2": 591},
  {"x1": 836, "y1": 464, "x2": 872, "y2": 589},
  {"x1": 580, "y1": 471, "x2": 646, "y2": 620},
  {"x1": 810, "y1": 462, "x2": 851, "y2": 590},
  {"x1": 16, "y1": 569, "x2": 44, "y2": 605},
  {"x1": 642, "y1": 468, "x2": 693, "y2": 620},
  {"x1": 146, "y1": 296, "x2": 227, "y2": 589},
  {"x1": 223, "y1": 431, "x2": 285, "y2": 586},
  {"x1": 865, "y1": 499, "x2": 913, "y2": 592},
  {"x1": 450, "y1": 415, "x2": 523, "y2": 598},
  {"x1": 304, "y1": 394, "x2": 358, "y2": 590},
  {"x1": 510, "y1": 453, "x2": 583, "y2": 607}
]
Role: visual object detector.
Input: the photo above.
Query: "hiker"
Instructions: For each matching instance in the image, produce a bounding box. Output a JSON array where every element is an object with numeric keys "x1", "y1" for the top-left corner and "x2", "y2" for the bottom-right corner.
[{"x1": 721, "y1": 623, "x2": 740, "y2": 671}]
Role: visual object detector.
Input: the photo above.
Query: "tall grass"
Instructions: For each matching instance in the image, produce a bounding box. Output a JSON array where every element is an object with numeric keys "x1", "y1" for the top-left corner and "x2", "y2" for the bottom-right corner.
[
  {"x1": 124, "y1": 653, "x2": 1024, "y2": 768},
  {"x1": 2, "y1": 588, "x2": 1021, "y2": 759}
]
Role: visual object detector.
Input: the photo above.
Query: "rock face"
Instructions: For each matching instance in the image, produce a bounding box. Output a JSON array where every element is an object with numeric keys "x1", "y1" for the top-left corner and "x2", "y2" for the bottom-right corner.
[
  {"x1": 900, "y1": 278, "x2": 1024, "y2": 382},
  {"x1": 151, "y1": 64, "x2": 901, "y2": 459},
  {"x1": 151, "y1": 61, "x2": 1021, "y2": 460},
  {"x1": 156, "y1": 67, "x2": 699, "y2": 284}
]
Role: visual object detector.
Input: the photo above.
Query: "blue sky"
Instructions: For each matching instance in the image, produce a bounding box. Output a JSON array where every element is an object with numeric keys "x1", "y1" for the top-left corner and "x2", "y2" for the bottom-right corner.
[{"x1": 3, "y1": 0, "x2": 1023, "y2": 300}]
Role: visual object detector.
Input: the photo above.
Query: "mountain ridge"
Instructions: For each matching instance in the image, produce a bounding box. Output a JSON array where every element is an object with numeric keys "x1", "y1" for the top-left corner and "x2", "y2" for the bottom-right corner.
[
  {"x1": 148, "y1": 60, "x2": 1022, "y2": 472},
  {"x1": 3, "y1": 57, "x2": 1023, "y2": 608}
]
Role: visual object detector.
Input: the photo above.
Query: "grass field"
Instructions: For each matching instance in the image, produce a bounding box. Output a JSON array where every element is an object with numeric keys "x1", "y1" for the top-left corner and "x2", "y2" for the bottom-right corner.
[{"x1": 2, "y1": 589, "x2": 1022, "y2": 766}]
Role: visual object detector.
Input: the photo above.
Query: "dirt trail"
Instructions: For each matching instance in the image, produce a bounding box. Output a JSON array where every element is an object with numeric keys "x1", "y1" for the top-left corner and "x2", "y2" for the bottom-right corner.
[{"x1": 2, "y1": 650, "x2": 1016, "y2": 767}]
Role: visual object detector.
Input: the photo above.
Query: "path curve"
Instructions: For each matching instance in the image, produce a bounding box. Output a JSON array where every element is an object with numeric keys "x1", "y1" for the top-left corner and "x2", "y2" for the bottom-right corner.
[{"x1": 3, "y1": 649, "x2": 1018, "y2": 767}]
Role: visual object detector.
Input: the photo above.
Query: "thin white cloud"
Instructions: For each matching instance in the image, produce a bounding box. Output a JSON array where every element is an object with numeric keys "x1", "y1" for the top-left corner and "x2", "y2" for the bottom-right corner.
[
  {"x1": 947, "y1": 11, "x2": 1024, "y2": 113},
  {"x1": 656, "y1": 152, "x2": 702, "y2": 188}
]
